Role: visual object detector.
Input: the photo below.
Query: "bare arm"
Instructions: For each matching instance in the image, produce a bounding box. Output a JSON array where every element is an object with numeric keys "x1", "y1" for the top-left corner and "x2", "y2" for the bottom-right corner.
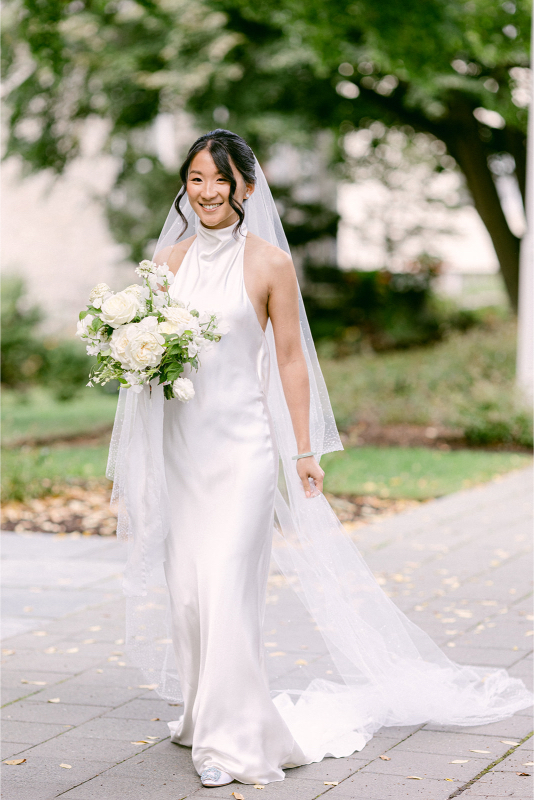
[{"x1": 267, "y1": 250, "x2": 324, "y2": 498}]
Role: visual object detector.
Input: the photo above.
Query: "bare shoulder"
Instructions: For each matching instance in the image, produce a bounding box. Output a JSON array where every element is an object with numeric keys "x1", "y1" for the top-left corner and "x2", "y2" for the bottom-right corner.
[
  {"x1": 246, "y1": 232, "x2": 295, "y2": 277},
  {"x1": 155, "y1": 235, "x2": 196, "y2": 275}
]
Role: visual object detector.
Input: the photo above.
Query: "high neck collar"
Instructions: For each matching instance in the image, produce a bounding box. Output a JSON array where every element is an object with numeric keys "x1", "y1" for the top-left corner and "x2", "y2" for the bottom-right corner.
[{"x1": 196, "y1": 220, "x2": 247, "y2": 248}]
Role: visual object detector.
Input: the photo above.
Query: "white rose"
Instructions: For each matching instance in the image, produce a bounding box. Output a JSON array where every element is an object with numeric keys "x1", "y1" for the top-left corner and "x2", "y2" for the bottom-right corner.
[
  {"x1": 100, "y1": 291, "x2": 140, "y2": 328},
  {"x1": 173, "y1": 377, "x2": 195, "y2": 402},
  {"x1": 158, "y1": 321, "x2": 178, "y2": 335},
  {"x1": 110, "y1": 323, "x2": 136, "y2": 366},
  {"x1": 160, "y1": 306, "x2": 199, "y2": 335},
  {"x1": 76, "y1": 314, "x2": 94, "y2": 338},
  {"x1": 124, "y1": 328, "x2": 165, "y2": 370},
  {"x1": 89, "y1": 283, "x2": 111, "y2": 309}
]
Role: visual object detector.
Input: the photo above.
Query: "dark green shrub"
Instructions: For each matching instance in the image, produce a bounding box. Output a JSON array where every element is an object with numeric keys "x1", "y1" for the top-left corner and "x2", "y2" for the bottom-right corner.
[
  {"x1": 303, "y1": 256, "x2": 478, "y2": 354},
  {"x1": 1, "y1": 276, "x2": 46, "y2": 388},
  {"x1": 1, "y1": 276, "x2": 95, "y2": 401},
  {"x1": 40, "y1": 339, "x2": 93, "y2": 402}
]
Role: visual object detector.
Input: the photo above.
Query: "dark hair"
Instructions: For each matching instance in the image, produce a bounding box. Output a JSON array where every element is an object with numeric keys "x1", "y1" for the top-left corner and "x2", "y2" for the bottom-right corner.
[{"x1": 175, "y1": 129, "x2": 256, "y2": 238}]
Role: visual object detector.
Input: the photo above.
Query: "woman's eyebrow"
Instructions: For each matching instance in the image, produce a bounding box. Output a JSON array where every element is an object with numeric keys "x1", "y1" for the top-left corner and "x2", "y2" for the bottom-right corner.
[{"x1": 189, "y1": 169, "x2": 225, "y2": 176}]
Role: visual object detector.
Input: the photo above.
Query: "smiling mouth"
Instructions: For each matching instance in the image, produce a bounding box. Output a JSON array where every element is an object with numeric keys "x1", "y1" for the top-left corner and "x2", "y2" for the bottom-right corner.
[{"x1": 200, "y1": 203, "x2": 223, "y2": 210}]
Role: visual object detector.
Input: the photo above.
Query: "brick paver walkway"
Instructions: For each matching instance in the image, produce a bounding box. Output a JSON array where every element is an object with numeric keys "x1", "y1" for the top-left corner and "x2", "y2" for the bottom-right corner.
[{"x1": 2, "y1": 467, "x2": 533, "y2": 799}]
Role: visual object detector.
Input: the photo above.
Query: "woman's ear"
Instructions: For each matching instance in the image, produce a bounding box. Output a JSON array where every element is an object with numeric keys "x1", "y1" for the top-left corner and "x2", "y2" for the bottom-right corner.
[{"x1": 244, "y1": 183, "x2": 255, "y2": 200}]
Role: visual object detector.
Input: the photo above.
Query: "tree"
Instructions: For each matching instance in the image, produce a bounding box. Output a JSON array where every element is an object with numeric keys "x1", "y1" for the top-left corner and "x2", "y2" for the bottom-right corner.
[{"x1": 2, "y1": 0, "x2": 530, "y2": 307}]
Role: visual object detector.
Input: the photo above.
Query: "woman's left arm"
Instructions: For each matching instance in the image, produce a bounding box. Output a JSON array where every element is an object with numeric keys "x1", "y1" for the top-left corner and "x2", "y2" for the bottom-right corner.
[{"x1": 267, "y1": 249, "x2": 324, "y2": 498}]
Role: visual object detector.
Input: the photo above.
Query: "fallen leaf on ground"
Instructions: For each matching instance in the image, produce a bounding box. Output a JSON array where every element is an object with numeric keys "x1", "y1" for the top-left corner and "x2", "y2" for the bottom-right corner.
[
  {"x1": 407, "y1": 775, "x2": 423, "y2": 779},
  {"x1": 516, "y1": 772, "x2": 531, "y2": 776},
  {"x1": 95, "y1": 669, "x2": 103, "y2": 673},
  {"x1": 254, "y1": 784, "x2": 264, "y2": 788},
  {"x1": 66, "y1": 648, "x2": 79, "y2": 654},
  {"x1": 145, "y1": 736, "x2": 158, "y2": 740},
  {"x1": 131, "y1": 741, "x2": 150, "y2": 745},
  {"x1": 44, "y1": 647, "x2": 57, "y2": 654},
  {"x1": 138, "y1": 684, "x2": 158, "y2": 690},
  {"x1": 83, "y1": 639, "x2": 95, "y2": 644},
  {"x1": 469, "y1": 749, "x2": 490, "y2": 754},
  {"x1": 231, "y1": 793, "x2": 244, "y2": 799},
  {"x1": 501, "y1": 740, "x2": 520, "y2": 746},
  {"x1": 21, "y1": 679, "x2": 47, "y2": 685},
  {"x1": 60, "y1": 764, "x2": 72, "y2": 769},
  {"x1": 150, "y1": 718, "x2": 160, "y2": 721},
  {"x1": 523, "y1": 761, "x2": 534, "y2": 766},
  {"x1": 379, "y1": 755, "x2": 391, "y2": 760},
  {"x1": 48, "y1": 698, "x2": 60, "y2": 703},
  {"x1": 324, "y1": 781, "x2": 339, "y2": 785},
  {"x1": 4, "y1": 759, "x2": 26, "y2": 765},
  {"x1": 294, "y1": 659, "x2": 308, "y2": 666},
  {"x1": 450, "y1": 760, "x2": 469, "y2": 764},
  {"x1": 2, "y1": 649, "x2": 15, "y2": 655},
  {"x1": 445, "y1": 778, "x2": 454, "y2": 781},
  {"x1": 89, "y1": 626, "x2": 101, "y2": 632},
  {"x1": 268, "y1": 651, "x2": 286, "y2": 657}
]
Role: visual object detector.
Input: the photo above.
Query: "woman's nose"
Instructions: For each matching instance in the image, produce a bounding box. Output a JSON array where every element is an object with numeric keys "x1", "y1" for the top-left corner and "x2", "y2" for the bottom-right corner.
[{"x1": 200, "y1": 182, "x2": 220, "y2": 199}]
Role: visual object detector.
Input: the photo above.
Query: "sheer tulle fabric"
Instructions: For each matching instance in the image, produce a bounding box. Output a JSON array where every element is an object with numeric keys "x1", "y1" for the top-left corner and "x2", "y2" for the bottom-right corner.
[{"x1": 107, "y1": 158, "x2": 532, "y2": 761}]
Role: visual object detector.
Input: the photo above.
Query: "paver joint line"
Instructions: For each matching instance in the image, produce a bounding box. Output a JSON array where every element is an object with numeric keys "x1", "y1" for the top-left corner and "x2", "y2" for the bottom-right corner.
[{"x1": 446, "y1": 730, "x2": 533, "y2": 798}]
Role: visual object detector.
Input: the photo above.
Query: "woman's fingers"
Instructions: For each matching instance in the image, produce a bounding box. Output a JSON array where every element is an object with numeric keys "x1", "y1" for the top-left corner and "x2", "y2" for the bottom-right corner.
[{"x1": 296, "y1": 457, "x2": 324, "y2": 498}]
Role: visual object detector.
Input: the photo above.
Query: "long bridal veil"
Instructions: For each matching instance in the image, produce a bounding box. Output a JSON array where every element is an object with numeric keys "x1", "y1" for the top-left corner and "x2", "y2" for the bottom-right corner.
[{"x1": 107, "y1": 155, "x2": 532, "y2": 759}]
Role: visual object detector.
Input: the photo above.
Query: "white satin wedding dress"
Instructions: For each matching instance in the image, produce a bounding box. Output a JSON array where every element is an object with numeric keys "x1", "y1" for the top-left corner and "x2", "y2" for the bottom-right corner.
[
  {"x1": 108, "y1": 164, "x2": 533, "y2": 788},
  {"x1": 163, "y1": 221, "x2": 309, "y2": 782}
]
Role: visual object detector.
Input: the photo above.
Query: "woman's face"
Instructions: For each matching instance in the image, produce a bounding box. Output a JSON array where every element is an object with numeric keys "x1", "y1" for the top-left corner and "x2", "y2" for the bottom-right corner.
[{"x1": 186, "y1": 149, "x2": 254, "y2": 229}]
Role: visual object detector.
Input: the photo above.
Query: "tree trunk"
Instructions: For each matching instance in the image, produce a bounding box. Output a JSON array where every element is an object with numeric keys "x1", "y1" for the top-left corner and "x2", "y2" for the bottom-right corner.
[{"x1": 442, "y1": 99, "x2": 521, "y2": 311}]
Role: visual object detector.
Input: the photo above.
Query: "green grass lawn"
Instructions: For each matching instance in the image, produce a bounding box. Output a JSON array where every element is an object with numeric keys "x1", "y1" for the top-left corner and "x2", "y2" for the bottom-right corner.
[
  {"x1": 2, "y1": 441, "x2": 530, "y2": 503},
  {"x1": 322, "y1": 447, "x2": 531, "y2": 500},
  {"x1": 1, "y1": 387, "x2": 119, "y2": 446},
  {"x1": 2, "y1": 444, "x2": 111, "y2": 502}
]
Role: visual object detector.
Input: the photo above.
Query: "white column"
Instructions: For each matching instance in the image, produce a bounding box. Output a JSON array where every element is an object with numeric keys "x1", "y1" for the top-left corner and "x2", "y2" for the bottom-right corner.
[{"x1": 516, "y1": 12, "x2": 534, "y2": 401}]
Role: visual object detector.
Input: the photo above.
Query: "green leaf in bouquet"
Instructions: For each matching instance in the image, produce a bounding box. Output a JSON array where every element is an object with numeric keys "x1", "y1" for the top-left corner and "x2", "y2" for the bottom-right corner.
[{"x1": 79, "y1": 309, "x2": 90, "y2": 320}]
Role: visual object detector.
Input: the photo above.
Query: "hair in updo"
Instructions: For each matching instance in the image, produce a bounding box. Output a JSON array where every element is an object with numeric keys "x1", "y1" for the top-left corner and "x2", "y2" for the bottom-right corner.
[{"x1": 175, "y1": 129, "x2": 256, "y2": 237}]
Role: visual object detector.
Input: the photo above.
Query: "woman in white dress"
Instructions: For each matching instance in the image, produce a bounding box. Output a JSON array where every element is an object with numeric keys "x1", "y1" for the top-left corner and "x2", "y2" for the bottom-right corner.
[{"x1": 107, "y1": 129, "x2": 533, "y2": 790}]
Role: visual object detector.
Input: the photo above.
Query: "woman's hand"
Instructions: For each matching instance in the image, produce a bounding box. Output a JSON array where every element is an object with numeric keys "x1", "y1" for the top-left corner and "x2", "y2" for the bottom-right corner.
[{"x1": 296, "y1": 456, "x2": 325, "y2": 498}]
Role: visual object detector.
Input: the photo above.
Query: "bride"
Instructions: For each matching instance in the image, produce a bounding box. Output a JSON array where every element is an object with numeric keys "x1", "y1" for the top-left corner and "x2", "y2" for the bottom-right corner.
[{"x1": 107, "y1": 128, "x2": 533, "y2": 789}]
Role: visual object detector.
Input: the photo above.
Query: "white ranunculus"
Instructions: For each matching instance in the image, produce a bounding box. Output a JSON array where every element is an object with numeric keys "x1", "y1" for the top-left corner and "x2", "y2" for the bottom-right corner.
[
  {"x1": 100, "y1": 291, "x2": 140, "y2": 328},
  {"x1": 76, "y1": 314, "x2": 94, "y2": 338},
  {"x1": 89, "y1": 283, "x2": 111, "y2": 309},
  {"x1": 173, "y1": 377, "x2": 195, "y2": 402},
  {"x1": 110, "y1": 323, "x2": 136, "y2": 366},
  {"x1": 124, "y1": 327, "x2": 165, "y2": 370}
]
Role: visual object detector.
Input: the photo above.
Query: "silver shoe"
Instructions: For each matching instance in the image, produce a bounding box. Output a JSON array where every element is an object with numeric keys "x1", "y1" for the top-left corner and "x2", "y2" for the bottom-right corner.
[{"x1": 200, "y1": 766, "x2": 234, "y2": 786}]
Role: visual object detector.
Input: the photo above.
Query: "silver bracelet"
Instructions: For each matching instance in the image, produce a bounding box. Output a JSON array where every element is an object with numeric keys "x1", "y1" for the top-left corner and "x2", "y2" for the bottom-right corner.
[{"x1": 292, "y1": 451, "x2": 316, "y2": 460}]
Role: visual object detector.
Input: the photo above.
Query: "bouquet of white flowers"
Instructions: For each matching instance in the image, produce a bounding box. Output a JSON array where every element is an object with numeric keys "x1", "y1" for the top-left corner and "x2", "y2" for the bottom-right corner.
[{"x1": 77, "y1": 260, "x2": 228, "y2": 401}]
